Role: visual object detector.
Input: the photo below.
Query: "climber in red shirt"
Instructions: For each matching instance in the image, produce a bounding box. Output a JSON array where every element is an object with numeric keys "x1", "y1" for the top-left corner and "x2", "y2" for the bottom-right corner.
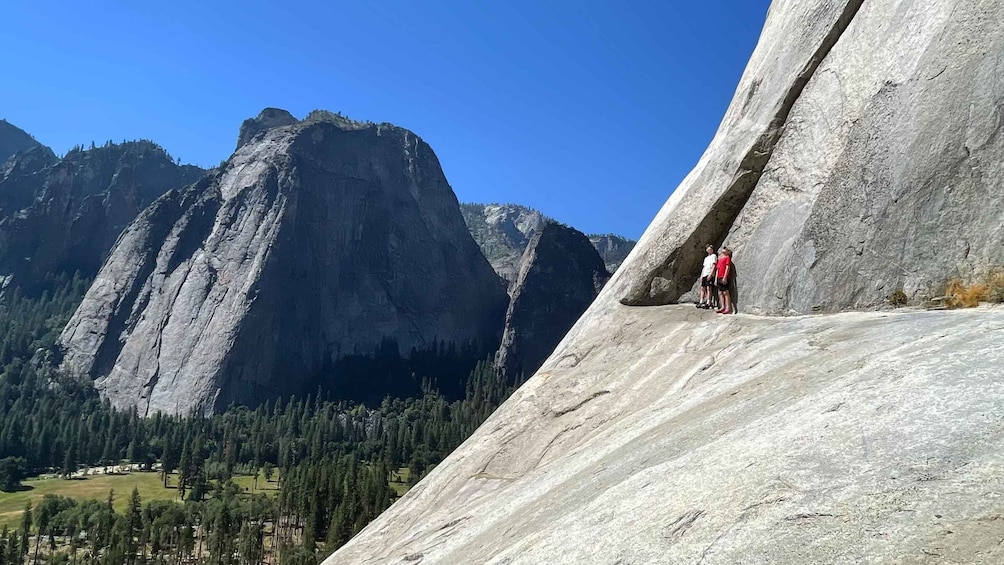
[{"x1": 715, "y1": 247, "x2": 734, "y2": 314}]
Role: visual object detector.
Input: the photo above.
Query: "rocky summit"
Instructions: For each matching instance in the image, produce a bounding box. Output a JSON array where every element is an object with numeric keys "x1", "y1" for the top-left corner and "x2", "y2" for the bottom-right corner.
[
  {"x1": 588, "y1": 233, "x2": 636, "y2": 273},
  {"x1": 460, "y1": 202, "x2": 637, "y2": 282},
  {"x1": 59, "y1": 110, "x2": 509, "y2": 415},
  {"x1": 0, "y1": 118, "x2": 43, "y2": 164},
  {"x1": 494, "y1": 223, "x2": 610, "y2": 382},
  {"x1": 323, "y1": 1, "x2": 1004, "y2": 563},
  {"x1": 236, "y1": 107, "x2": 298, "y2": 150},
  {"x1": 0, "y1": 140, "x2": 203, "y2": 290},
  {"x1": 460, "y1": 203, "x2": 550, "y2": 286}
]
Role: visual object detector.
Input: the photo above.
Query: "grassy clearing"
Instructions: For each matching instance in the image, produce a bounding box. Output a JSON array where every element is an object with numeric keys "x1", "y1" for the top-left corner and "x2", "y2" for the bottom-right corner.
[
  {"x1": 232, "y1": 473, "x2": 281, "y2": 494},
  {"x1": 389, "y1": 467, "x2": 411, "y2": 497},
  {"x1": 0, "y1": 471, "x2": 172, "y2": 529},
  {"x1": 0, "y1": 471, "x2": 281, "y2": 529}
]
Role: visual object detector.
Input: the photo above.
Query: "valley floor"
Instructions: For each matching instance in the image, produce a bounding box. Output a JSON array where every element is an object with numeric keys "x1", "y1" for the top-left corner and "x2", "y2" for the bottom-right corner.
[{"x1": 0, "y1": 471, "x2": 274, "y2": 530}]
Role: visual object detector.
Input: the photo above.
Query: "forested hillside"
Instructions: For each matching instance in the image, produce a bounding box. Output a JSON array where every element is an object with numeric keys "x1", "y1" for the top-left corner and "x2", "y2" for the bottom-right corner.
[{"x1": 0, "y1": 279, "x2": 522, "y2": 564}]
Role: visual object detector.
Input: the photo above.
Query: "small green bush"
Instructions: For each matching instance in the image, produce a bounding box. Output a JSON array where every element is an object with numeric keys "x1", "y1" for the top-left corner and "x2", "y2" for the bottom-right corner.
[{"x1": 888, "y1": 288, "x2": 908, "y2": 307}]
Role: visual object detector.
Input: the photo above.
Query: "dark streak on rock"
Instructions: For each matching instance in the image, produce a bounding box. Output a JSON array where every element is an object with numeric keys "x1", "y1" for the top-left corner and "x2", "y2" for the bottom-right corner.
[{"x1": 552, "y1": 390, "x2": 611, "y2": 417}]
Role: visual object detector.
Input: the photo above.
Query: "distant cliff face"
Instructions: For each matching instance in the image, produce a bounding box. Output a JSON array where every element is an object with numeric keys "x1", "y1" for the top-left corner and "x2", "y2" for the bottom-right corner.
[
  {"x1": 0, "y1": 119, "x2": 43, "y2": 165},
  {"x1": 460, "y1": 203, "x2": 635, "y2": 284},
  {"x1": 495, "y1": 223, "x2": 609, "y2": 381},
  {"x1": 0, "y1": 141, "x2": 203, "y2": 290},
  {"x1": 460, "y1": 203, "x2": 550, "y2": 285},
  {"x1": 587, "y1": 234, "x2": 636, "y2": 273},
  {"x1": 60, "y1": 111, "x2": 509, "y2": 415},
  {"x1": 0, "y1": 145, "x2": 58, "y2": 218}
]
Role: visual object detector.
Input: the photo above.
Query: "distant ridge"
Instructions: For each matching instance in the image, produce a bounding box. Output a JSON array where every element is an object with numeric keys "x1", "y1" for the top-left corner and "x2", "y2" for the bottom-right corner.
[{"x1": 460, "y1": 202, "x2": 636, "y2": 280}]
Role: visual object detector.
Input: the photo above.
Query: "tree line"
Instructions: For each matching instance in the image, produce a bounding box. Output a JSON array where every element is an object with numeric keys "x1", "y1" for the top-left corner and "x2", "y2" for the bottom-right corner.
[
  {"x1": 1, "y1": 359, "x2": 519, "y2": 564},
  {"x1": 0, "y1": 271, "x2": 523, "y2": 563}
]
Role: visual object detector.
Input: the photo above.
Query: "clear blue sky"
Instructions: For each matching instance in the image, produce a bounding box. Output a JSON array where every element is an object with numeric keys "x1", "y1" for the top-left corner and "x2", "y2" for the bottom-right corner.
[{"x1": 1, "y1": 1, "x2": 771, "y2": 239}]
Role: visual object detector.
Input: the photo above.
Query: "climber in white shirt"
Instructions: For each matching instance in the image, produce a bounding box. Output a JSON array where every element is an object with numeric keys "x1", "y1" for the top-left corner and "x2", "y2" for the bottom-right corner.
[{"x1": 697, "y1": 244, "x2": 718, "y2": 309}]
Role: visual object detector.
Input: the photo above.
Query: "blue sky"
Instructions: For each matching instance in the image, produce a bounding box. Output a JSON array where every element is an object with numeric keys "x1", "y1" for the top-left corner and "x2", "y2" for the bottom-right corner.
[{"x1": 1, "y1": 1, "x2": 771, "y2": 239}]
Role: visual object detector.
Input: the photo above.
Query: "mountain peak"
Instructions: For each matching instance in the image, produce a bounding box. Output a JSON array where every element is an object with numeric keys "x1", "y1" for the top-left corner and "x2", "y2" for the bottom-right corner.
[
  {"x1": 236, "y1": 108, "x2": 387, "y2": 151},
  {"x1": 235, "y1": 107, "x2": 299, "y2": 149},
  {"x1": 62, "y1": 111, "x2": 508, "y2": 414},
  {"x1": 0, "y1": 119, "x2": 45, "y2": 165},
  {"x1": 461, "y1": 202, "x2": 635, "y2": 280}
]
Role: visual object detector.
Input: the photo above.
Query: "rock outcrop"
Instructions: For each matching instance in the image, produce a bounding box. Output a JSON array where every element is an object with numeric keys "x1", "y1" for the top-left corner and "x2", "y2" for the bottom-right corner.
[
  {"x1": 0, "y1": 119, "x2": 43, "y2": 164},
  {"x1": 587, "y1": 233, "x2": 636, "y2": 273},
  {"x1": 618, "y1": 0, "x2": 1004, "y2": 314},
  {"x1": 236, "y1": 107, "x2": 298, "y2": 150},
  {"x1": 460, "y1": 203, "x2": 550, "y2": 285},
  {"x1": 0, "y1": 145, "x2": 58, "y2": 218},
  {"x1": 460, "y1": 203, "x2": 636, "y2": 283},
  {"x1": 323, "y1": 1, "x2": 1004, "y2": 563},
  {"x1": 494, "y1": 223, "x2": 609, "y2": 382},
  {"x1": 60, "y1": 110, "x2": 509, "y2": 415},
  {"x1": 0, "y1": 141, "x2": 203, "y2": 290}
]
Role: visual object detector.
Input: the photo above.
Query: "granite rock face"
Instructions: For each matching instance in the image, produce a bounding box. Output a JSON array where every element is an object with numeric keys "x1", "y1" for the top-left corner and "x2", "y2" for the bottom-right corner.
[
  {"x1": 324, "y1": 1, "x2": 1004, "y2": 563},
  {"x1": 0, "y1": 145, "x2": 58, "y2": 218},
  {"x1": 618, "y1": 0, "x2": 1004, "y2": 314},
  {"x1": 60, "y1": 111, "x2": 509, "y2": 415},
  {"x1": 0, "y1": 141, "x2": 203, "y2": 290},
  {"x1": 720, "y1": 0, "x2": 1004, "y2": 313},
  {"x1": 236, "y1": 107, "x2": 298, "y2": 150},
  {"x1": 327, "y1": 305, "x2": 1004, "y2": 565},
  {"x1": 460, "y1": 203, "x2": 636, "y2": 283},
  {"x1": 460, "y1": 203, "x2": 550, "y2": 286},
  {"x1": 494, "y1": 223, "x2": 609, "y2": 382},
  {"x1": 0, "y1": 119, "x2": 43, "y2": 165},
  {"x1": 587, "y1": 233, "x2": 636, "y2": 273}
]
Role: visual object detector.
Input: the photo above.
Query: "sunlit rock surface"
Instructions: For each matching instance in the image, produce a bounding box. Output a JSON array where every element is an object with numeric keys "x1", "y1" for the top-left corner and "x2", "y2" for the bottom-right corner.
[
  {"x1": 325, "y1": 0, "x2": 1004, "y2": 563},
  {"x1": 60, "y1": 111, "x2": 508, "y2": 415}
]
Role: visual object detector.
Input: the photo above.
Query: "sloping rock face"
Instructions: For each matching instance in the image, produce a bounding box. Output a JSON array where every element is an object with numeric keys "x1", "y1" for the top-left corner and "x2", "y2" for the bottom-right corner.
[
  {"x1": 0, "y1": 119, "x2": 42, "y2": 164},
  {"x1": 328, "y1": 306, "x2": 1004, "y2": 564},
  {"x1": 588, "y1": 233, "x2": 636, "y2": 272},
  {"x1": 60, "y1": 112, "x2": 509, "y2": 415},
  {"x1": 0, "y1": 141, "x2": 203, "y2": 290},
  {"x1": 324, "y1": 1, "x2": 1004, "y2": 563},
  {"x1": 460, "y1": 203, "x2": 549, "y2": 285},
  {"x1": 494, "y1": 223, "x2": 609, "y2": 381}
]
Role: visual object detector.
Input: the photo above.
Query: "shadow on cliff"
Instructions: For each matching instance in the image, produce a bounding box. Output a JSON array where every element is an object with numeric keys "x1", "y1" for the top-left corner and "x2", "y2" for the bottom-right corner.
[{"x1": 314, "y1": 338, "x2": 496, "y2": 406}]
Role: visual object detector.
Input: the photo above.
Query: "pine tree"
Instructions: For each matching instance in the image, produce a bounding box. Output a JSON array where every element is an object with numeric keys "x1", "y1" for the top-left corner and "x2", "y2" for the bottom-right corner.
[
  {"x1": 178, "y1": 442, "x2": 191, "y2": 500},
  {"x1": 160, "y1": 438, "x2": 174, "y2": 488},
  {"x1": 30, "y1": 499, "x2": 52, "y2": 565},
  {"x1": 238, "y1": 521, "x2": 264, "y2": 565},
  {"x1": 126, "y1": 488, "x2": 141, "y2": 565},
  {"x1": 18, "y1": 501, "x2": 31, "y2": 560},
  {"x1": 98, "y1": 489, "x2": 115, "y2": 561},
  {"x1": 61, "y1": 441, "x2": 77, "y2": 478}
]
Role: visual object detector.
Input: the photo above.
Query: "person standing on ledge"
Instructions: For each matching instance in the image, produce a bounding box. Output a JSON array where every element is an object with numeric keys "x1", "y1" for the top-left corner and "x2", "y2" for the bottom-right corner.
[
  {"x1": 716, "y1": 247, "x2": 734, "y2": 314},
  {"x1": 697, "y1": 244, "x2": 718, "y2": 309}
]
